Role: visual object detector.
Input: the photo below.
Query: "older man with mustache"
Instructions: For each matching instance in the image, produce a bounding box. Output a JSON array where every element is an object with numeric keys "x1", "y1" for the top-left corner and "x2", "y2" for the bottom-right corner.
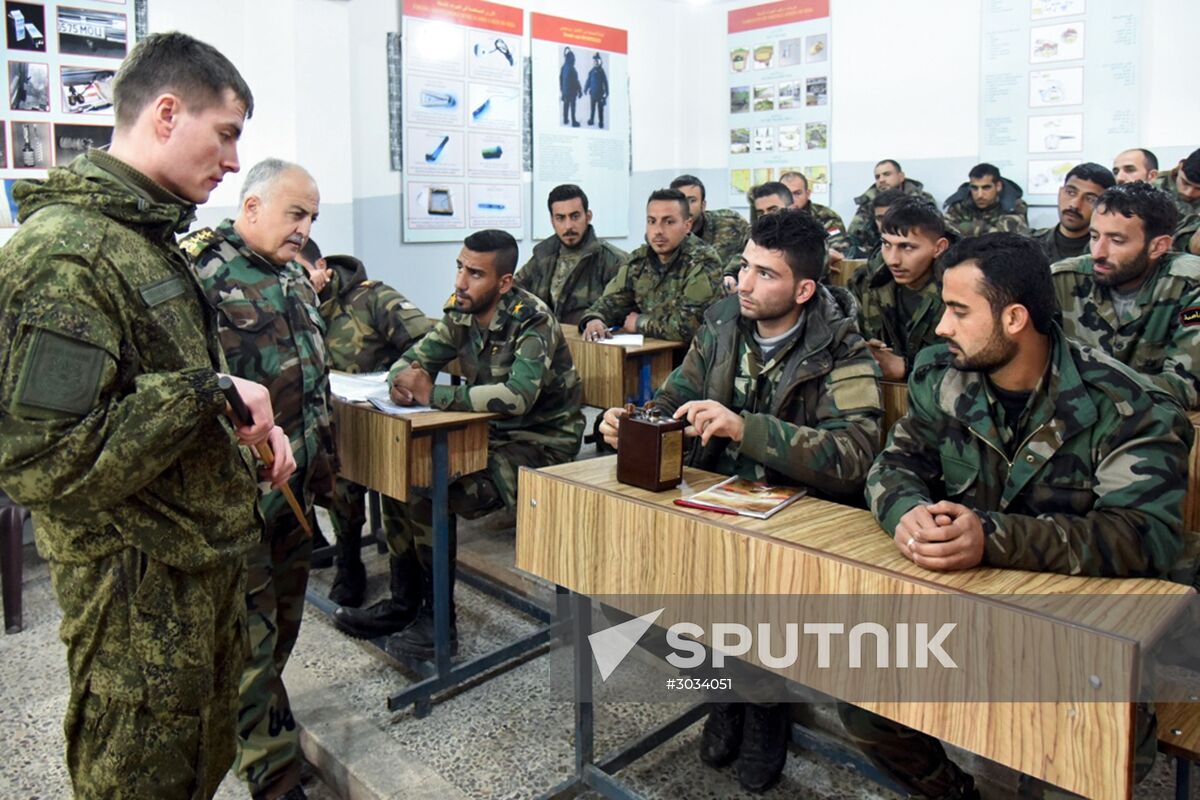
[{"x1": 184, "y1": 158, "x2": 335, "y2": 800}]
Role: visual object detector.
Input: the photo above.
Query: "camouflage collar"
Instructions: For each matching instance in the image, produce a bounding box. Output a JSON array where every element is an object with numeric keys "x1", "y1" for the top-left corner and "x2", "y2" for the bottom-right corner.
[
  {"x1": 87, "y1": 149, "x2": 198, "y2": 234},
  {"x1": 215, "y1": 219, "x2": 289, "y2": 273},
  {"x1": 445, "y1": 286, "x2": 527, "y2": 332}
]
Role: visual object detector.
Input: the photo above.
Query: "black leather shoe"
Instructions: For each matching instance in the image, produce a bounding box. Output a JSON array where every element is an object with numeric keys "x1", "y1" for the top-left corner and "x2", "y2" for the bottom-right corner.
[
  {"x1": 699, "y1": 703, "x2": 744, "y2": 767},
  {"x1": 332, "y1": 597, "x2": 417, "y2": 639},
  {"x1": 328, "y1": 561, "x2": 366, "y2": 608},
  {"x1": 735, "y1": 704, "x2": 788, "y2": 792},
  {"x1": 385, "y1": 605, "x2": 458, "y2": 661}
]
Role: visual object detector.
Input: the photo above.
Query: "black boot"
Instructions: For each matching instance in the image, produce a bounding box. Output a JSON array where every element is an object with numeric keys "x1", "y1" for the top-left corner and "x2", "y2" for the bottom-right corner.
[
  {"x1": 385, "y1": 566, "x2": 457, "y2": 661},
  {"x1": 310, "y1": 525, "x2": 333, "y2": 569},
  {"x1": 331, "y1": 550, "x2": 419, "y2": 639},
  {"x1": 328, "y1": 524, "x2": 367, "y2": 607},
  {"x1": 734, "y1": 704, "x2": 788, "y2": 793},
  {"x1": 699, "y1": 703, "x2": 744, "y2": 767}
]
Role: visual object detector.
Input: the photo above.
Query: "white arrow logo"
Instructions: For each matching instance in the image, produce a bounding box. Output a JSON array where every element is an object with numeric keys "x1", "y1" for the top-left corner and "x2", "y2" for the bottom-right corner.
[{"x1": 588, "y1": 608, "x2": 665, "y2": 681}]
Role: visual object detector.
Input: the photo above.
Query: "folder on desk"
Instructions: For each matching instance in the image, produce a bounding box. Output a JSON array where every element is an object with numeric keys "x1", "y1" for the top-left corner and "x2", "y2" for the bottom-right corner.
[{"x1": 674, "y1": 476, "x2": 805, "y2": 519}]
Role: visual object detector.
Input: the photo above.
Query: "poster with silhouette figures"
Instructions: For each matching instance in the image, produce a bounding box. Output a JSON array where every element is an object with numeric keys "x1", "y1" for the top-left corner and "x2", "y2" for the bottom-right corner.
[
  {"x1": 400, "y1": 0, "x2": 525, "y2": 242},
  {"x1": 726, "y1": 0, "x2": 832, "y2": 208},
  {"x1": 531, "y1": 13, "x2": 629, "y2": 240}
]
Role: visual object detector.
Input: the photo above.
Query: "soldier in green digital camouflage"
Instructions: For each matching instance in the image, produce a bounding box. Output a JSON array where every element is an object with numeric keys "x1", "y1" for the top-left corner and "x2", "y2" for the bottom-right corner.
[
  {"x1": 369, "y1": 229, "x2": 583, "y2": 658},
  {"x1": 295, "y1": 238, "x2": 432, "y2": 611},
  {"x1": 847, "y1": 159, "x2": 936, "y2": 256},
  {"x1": 514, "y1": 183, "x2": 627, "y2": 325},
  {"x1": 600, "y1": 207, "x2": 883, "y2": 793},
  {"x1": 1052, "y1": 181, "x2": 1200, "y2": 410},
  {"x1": 1151, "y1": 147, "x2": 1200, "y2": 218},
  {"x1": 184, "y1": 158, "x2": 335, "y2": 800},
  {"x1": 670, "y1": 173, "x2": 751, "y2": 265},
  {"x1": 0, "y1": 33, "x2": 299, "y2": 800},
  {"x1": 780, "y1": 170, "x2": 848, "y2": 252},
  {"x1": 580, "y1": 188, "x2": 723, "y2": 344},
  {"x1": 1029, "y1": 162, "x2": 1114, "y2": 264},
  {"x1": 857, "y1": 196, "x2": 954, "y2": 382},
  {"x1": 845, "y1": 232, "x2": 1194, "y2": 800},
  {"x1": 941, "y1": 162, "x2": 1029, "y2": 238}
]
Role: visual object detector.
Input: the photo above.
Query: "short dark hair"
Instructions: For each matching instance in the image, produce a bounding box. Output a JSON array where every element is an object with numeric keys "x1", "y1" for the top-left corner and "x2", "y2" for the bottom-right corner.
[
  {"x1": 299, "y1": 238, "x2": 322, "y2": 264},
  {"x1": 113, "y1": 32, "x2": 254, "y2": 129},
  {"x1": 876, "y1": 159, "x2": 902, "y2": 173},
  {"x1": 1064, "y1": 162, "x2": 1116, "y2": 190},
  {"x1": 749, "y1": 207, "x2": 827, "y2": 283},
  {"x1": 648, "y1": 188, "x2": 691, "y2": 219},
  {"x1": 669, "y1": 174, "x2": 705, "y2": 200},
  {"x1": 1094, "y1": 182, "x2": 1180, "y2": 240},
  {"x1": 879, "y1": 196, "x2": 949, "y2": 241},
  {"x1": 749, "y1": 181, "x2": 793, "y2": 206},
  {"x1": 968, "y1": 163, "x2": 1001, "y2": 182},
  {"x1": 941, "y1": 232, "x2": 1056, "y2": 335},
  {"x1": 872, "y1": 188, "x2": 907, "y2": 210},
  {"x1": 779, "y1": 170, "x2": 807, "y2": 191},
  {"x1": 1182, "y1": 148, "x2": 1200, "y2": 184},
  {"x1": 547, "y1": 183, "x2": 588, "y2": 213},
  {"x1": 1132, "y1": 148, "x2": 1159, "y2": 172},
  {"x1": 464, "y1": 229, "x2": 519, "y2": 276}
]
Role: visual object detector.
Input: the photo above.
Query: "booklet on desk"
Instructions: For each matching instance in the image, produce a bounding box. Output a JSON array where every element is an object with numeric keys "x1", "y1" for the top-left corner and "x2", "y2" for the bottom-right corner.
[{"x1": 674, "y1": 476, "x2": 806, "y2": 519}]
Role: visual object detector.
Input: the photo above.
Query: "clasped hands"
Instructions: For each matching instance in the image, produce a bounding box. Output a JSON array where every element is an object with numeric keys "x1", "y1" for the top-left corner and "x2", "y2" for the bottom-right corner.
[{"x1": 894, "y1": 501, "x2": 985, "y2": 571}]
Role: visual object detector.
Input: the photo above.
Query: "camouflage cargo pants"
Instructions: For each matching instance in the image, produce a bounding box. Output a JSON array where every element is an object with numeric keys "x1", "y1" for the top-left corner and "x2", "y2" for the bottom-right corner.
[
  {"x1": 384, "y1": 439, "x2": 567, "y2": 569},
  {"x1": 51, "y1": 548, "x2": 246, "y2": 800},
  {"x1": 328, "y1": 477, "x2": 406, "y2": 564},
  {"x1": 234, "y1": 480, "x2": 313, "y2": 800},
  {"x1": 837, "y1": 702, "x2": 1157, "y2": 798}
]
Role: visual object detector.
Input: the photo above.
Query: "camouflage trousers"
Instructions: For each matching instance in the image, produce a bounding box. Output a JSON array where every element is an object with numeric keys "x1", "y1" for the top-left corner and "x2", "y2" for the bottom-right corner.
[
  {"x1": 50, "y1": 548, "x2": 246, "y2": 800},
  {"x1": 383, "y1": 439, "x2": 566, "y2": 570},
  {"x1": 234, "y1": 480, "x2": 313, "y2": 800},
  {"x1": 837, "y1": 702, "x2": 1157, "y2": 798},
  {"x1": 327, "y1": 477, "x2": 405, "y2": 565}
]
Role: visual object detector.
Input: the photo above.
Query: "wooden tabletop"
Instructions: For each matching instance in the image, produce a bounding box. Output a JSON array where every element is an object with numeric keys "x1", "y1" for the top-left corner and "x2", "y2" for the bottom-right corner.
[{"x1": 561, "y1": 326, "x2": 683, "y2": 356}]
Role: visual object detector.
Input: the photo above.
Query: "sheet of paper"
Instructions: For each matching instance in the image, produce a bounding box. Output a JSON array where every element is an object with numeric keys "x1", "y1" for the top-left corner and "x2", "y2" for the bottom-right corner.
[
  {"x1": 329, "y1": 371, "x2": 391, "y2": 402},
  {"x1": 598, "y1": 334, "x2": 644, "y2": 347},
  {"x1": 367, "y1": 396, "x2": 435, "y2": 416}
]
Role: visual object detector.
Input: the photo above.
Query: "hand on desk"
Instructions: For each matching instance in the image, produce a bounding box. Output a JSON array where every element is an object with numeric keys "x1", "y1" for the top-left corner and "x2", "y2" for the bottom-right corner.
[
  {"x1": 582, "y1": 319, "x2": 613, "y2": 342},
  {"x1": 895, "y1": 501, "x2": 984, "y2": 571},
  {"x1": 867, "y1": 339, "x2": 907, "y2": 382},
  {"x1": 674, "y1": 400, "x2": 743, "y2": 445},
  {"x1": 390, "y1": 362, "x2": 433, "y2": 406},
  {"x1": 599, "y1": 406, "x2": 626, "y2": 449}
]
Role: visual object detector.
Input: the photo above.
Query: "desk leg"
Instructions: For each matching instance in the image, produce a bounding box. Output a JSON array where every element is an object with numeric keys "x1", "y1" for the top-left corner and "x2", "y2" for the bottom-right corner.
[
  {"x1": 637, "y1": 355, "x2": 653, "y2": 405},
  {"x1": 431, "y1": 428, "x2": 453, "y2": 684},
  {"x1": 368, "y1": 490, "x2": 387, "y2": 554},
  {"x1": 1177, "y1": 757, "x2": 1191, "y2": 800}
]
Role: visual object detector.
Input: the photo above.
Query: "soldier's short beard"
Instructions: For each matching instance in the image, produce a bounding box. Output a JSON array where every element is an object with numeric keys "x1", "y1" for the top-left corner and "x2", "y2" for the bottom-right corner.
[
  {"x1": 1093, "y1": 243, "x2": 1152, "y2": 289},
  {"x1": 459, "y1": 286, "x2": 500, "y2": 315},
  {"x1": 951, "y1": 323, "x2": 1018, "y2": 373}
]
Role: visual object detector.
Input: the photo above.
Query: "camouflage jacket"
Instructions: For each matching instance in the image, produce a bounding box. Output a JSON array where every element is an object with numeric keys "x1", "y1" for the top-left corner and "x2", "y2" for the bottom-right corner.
[
  {"x1": 185, "y1": 220, "x2": 337, "y2": 508},
  {"x1": 1030, "y1": 225, "x2": 1091, "y2": 265},
  {"x1": 693, "y1": 208, "x2": 750, "y2": 265},
  {"x1": 846, "y1": 248, "x2": 884, "y2": 306},
  {"x1": 317, "y1": 255, "x2": 432, "y2": 374},
  {"x1": 942, "y1": 180, "x2": 1029, "y2": 237},
  {"x1": 866, "y1": 329, "x2": 1194, "y2": 578},
  {"x1": 391, "y1": 287, "x2": 584, "y2": 459},
  {"x1": 848, "y1": 178, "x2": 935, "y2": 256},
  {"x1": 857, "y1": 260, "x2": 945, "y2": 374},
  {"x1": 580, "y1": 233, "x2": 723, "y2": 343},
  {"x1": 805, "y1": 201, "x2": 849, "y2": 252},
  {"x1": 1154, "y1": 168, "x2": 1200, "y2": 218},
  {"x1": 1177, "y1": 213, "x2": 1200, "y2": 255},
  {"x1": 514, "y1": 226, "x2": 627, "y2": 325},
  {"x1": 0, "y1": 150, "x2": 260, "y2": 571},
  {"x1": 1052, "y1": 251, "x2": 1200, "y2": 410},
  {"x1": 651, "y1": 289, "x2": 883, "y2": 502}
]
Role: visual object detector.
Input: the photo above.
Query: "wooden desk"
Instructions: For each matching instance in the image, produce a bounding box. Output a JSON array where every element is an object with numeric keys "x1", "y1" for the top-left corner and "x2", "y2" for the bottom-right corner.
[
  {"x1": 516, "y1": 457, "x2": 1192, "y2": 799},
  {"x1": 830, "y1": 257, "x2": 866, "y2": 288},
  {"x1": 562, "y1": 328, "x2": 682, "y2": 408},
  {"x1": 880, "y1": 380, "x2": 909, "y2": 433}
]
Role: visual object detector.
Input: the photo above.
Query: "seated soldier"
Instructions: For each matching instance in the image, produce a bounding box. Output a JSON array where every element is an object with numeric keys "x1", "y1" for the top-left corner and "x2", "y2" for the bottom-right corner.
[
  {"x1": 780, "y1": 170, "x2": 848, "y2": 253},
  {"x1": 847, "y1": 187, "x2": 907, "y2": 302},
  {"x1": 1112, "y1": 147, "x2": 1159, "y2": 185},
  {"x1": 514, "y1": 183, "x2": 627, "y2": 325},
  {"x1": 1052, "y1": 182, "x2": 1200, "y2": 409},
  {"x1": 858, "y1": 196, "x2": 954, "y2": 382},
  {"x1": 296, "y1": 238, "x2": 433, "y2": 611},
  {"x1": 337, "y1": 229, "x2": 583, "y2": 657},
  {"x1": 844, "y1": 232, "x2": 1194, "y2": 799},
  {"x1": 1029, "y1": 162, "x2": 1114, "y2": 264},
  {"x1": 1151, "y1": 147, "x2": 1200, "y2": 218},
  {"x1": 670, "y1": 173, "x2": 750, "y2": 266},
  {"x1": 580, "y1": 188, "x2": 722, "y2": 344},
  {"x1": 847, "y1": 159, "x2": 936, "y2": 257},
  {"x1": 600, "y1": 207, "x2": 883, "y2": 793},
  {"x1": 942, "y1": 162, "x2": 1029, "y2": 237},
  {"x1": 719, "y1": 182, "x2": 799, "y2": 292}
]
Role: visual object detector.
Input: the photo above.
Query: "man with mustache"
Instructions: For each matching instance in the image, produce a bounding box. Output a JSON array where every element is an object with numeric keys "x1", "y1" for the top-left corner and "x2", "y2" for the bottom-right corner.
[
  {"x1": 857, "y1": 196, "x2": 955, "y2": 381},
  {"x1": 1112, "y1": 147, "x2": 1159, "y2": 185},
  {"x1": 599, "y1": 208, "x2": 882, "y2": 792},
  {"x1": 942, "y1": 163, "x2": 1029, "y2": 238},
  {"x1": 185, "y1": 158, "x2": 335, "y2": 800},
  {"x1": 1029, "y1": 162, "x2": 1114, "y2": 264},
  {"x1": 383, "y1": 229, "x2": 583, "y2": 658},
  {"x1": 580, "y1": 188, "x2": 723, "y2": 344},
  {"x1": 845, "y1": 232, "x2": 1194, "y2": 799},
  {"x1": 846, "y1": 158, "x2": 936, "y2": 257},
  {"x1": 1052, "y1": 181, "x2": 1200, "y2": 409},
  {"x1": 514, "y1": 183, "x2": 627, "y2": 325}
]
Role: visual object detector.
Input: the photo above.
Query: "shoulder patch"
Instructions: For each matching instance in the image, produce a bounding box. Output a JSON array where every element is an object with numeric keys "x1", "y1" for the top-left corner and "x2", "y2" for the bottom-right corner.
[
  {"x1": 1181, "y1": 306, "x2": 1200, "y2": 327},
  {"x1": 15, "y1": 329, "x2": 107, "y2": 416},
  {"x1": 181, "y1": 228, "x2": 218, "y2": 260}
]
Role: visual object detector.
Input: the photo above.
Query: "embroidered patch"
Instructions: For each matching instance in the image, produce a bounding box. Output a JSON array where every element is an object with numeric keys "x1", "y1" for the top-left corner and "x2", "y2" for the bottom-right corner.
[
  {"x1": 1181, "y1": 307, "x2": 1200, "y2": 327},
  {"x1": 139, "y1": 275, "x2": 189, "y2": 307},
  {"x1": 16, "y1": 329, "x2": 106, "y2": 415}
]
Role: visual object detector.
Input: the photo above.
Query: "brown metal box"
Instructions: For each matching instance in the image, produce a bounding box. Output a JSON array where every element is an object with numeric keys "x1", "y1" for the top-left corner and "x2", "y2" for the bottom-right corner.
[{"x1": 617, "y1": 412, "x2": 686, "y2": 491}]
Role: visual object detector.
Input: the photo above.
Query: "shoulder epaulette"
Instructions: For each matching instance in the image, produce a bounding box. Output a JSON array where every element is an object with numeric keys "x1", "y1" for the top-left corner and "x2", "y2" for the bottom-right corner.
[{"x1": 181, "y1": 227, "x2": 219, "y2": 260}]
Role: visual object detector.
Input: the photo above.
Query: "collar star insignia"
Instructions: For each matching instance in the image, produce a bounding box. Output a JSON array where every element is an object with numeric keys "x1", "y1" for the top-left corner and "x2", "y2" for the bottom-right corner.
[{"x1": 511, "y1": 301, "x2": 524, "y2": 316}]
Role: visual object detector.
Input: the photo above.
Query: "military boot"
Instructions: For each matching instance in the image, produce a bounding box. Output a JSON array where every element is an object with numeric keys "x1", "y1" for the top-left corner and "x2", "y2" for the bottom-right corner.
[
  {"x1": 734, "y1": 703, "x2": 788, "y2": 793},
  {"x1": 699, "y1": 703, "x2": 744, "y2": 767},
  {"x1": 385, "y1": 566, "x2": 458, "y2": 661},
  {"x1": 310, "y1": 526, "x2": 333, "y2": 569},
  {"x1": 328, "y1": 525, "x2": 367, "y2": 608},
  {"x1": 331, "y1": 550, "x2": 420, "y2": 639}
]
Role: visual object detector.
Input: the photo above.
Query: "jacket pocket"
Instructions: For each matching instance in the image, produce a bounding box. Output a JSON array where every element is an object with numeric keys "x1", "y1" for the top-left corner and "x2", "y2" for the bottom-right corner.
[{"x1": 941, "y1": 454, "x2": 979, "y2": 497}]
